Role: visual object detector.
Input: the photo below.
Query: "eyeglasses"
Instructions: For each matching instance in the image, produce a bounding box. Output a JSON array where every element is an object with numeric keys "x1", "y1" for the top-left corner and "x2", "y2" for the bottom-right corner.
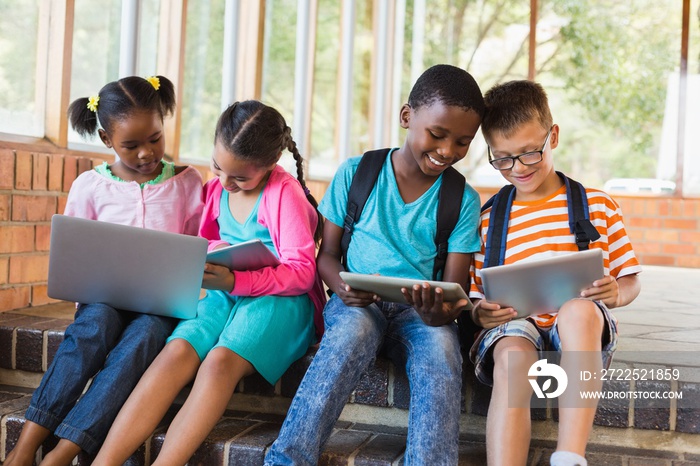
[{"x1": 488, "y1": 125, "x2": 554, "y2": 171}]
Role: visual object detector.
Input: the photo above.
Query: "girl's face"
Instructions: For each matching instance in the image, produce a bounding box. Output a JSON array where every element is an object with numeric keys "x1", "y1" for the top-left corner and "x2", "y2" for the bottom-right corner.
[
  {"x1": 99, "y1": 110, "x2": 165, "y2": 178},
  {"x1": 210, "y1": 141, "x2": 275, "y2": 193},
  {"x1": 400, "y1": 101, "x2": 481, "y2": 177}
]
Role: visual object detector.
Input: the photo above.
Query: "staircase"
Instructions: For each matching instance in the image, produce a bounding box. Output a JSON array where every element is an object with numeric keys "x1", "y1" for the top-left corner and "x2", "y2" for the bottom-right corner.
[{"x1": 2, "y1": 265, "x2": 700, "y2": 465}]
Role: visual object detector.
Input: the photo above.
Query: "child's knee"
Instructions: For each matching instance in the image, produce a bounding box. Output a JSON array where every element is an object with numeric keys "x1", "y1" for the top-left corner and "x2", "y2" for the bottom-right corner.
[
  {"x1": 162, "y1": 338, "x2": 200, "y2": 365},
  {"x1": 557, "y1": 299, "x2": 604, "y2": 334},
  {"x1": 492, "y1": 338, "x2": 538, "y2": 381}
]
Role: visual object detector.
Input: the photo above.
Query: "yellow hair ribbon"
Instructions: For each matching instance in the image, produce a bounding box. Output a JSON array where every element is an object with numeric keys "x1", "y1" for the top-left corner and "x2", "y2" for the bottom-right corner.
[
  {"x1": 146, "y1": 76, "x2": 160, "y2": 91},
  {"x1": 87, "y1": 95, "x2": 100, "y2": 112}
]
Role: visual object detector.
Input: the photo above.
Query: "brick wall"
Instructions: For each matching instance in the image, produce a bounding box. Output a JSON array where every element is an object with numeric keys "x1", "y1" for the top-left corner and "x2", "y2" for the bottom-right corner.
[
  {"x1": 1, "y1": 146, "x2": 698, "y2": 313},
  {"x1": 0, "y1": 148, "x2": 105, "y2": 312}
]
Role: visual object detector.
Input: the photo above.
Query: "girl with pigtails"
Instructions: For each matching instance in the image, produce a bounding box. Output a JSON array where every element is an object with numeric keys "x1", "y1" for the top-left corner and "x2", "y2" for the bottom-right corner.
[
  {"x1": 5, "y1": 76, "x2": 204, "y2": 466},
  {"x1": 94, "y1": 100, "x2": 325, "y2": 466}
]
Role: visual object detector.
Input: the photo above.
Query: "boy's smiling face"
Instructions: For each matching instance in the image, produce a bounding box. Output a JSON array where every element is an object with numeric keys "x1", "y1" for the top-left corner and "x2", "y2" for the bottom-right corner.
[
  {"x1": 487, "y1": 119, "x2": 561, "y2": 201},
  {"x1": 400, "y1": 102, "x2": 481, "y2": 177}
]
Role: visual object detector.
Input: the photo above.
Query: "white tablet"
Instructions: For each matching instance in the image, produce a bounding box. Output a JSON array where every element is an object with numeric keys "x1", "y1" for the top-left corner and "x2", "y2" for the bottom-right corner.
[
  {"x1": 480, "y1": 248, "x2": 604, "y2": 318},
  {"x1": 206, "y1": 239, "x2": 280, "y2": 271},
  {"x1": 339, "y1": 271, "x2": 472, "y2": 309}
]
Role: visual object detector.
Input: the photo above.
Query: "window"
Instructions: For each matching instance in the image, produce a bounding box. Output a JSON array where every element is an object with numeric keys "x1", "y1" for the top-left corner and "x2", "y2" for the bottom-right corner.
[
  {"x1": 179, "y1": 0, "x2": 225, "y2": 162},
  {"x1": 0, "y1": 0, "x2": 44, "y2": 137}
]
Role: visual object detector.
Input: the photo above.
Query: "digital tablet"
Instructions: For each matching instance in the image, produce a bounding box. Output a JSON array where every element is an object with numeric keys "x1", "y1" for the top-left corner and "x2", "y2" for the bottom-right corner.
[
  {"x1": 206, "y1": 239, "x2": 280, "y2": 271},
  {"x1": 339, "y1": 271, "x2": 472, "y2": 309},
  {"x1": 480, "y1": 248, "x2": 604, "y2": 318}
]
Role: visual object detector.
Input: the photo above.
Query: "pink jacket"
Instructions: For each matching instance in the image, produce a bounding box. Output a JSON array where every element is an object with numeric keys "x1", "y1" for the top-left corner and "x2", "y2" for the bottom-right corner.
[{"x1": 199, "y1": 165, "x2": 326, "y2": 338}]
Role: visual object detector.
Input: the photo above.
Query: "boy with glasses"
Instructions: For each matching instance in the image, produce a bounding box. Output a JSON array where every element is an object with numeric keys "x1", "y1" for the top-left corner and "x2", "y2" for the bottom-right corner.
[{"x1": 468, "y1": 80, "x2": 642, "y2": 466}]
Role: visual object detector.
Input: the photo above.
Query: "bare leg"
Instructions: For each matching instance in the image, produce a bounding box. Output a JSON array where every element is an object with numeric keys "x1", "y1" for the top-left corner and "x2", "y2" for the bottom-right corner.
[
  {"x1": 4, "y1": 421, "x2": 51, "y2": 466},
  {"x1": 92, "y1": 339, "x2": 201, "y2": 466},
  {"x1": 556, "y1": 299, "x2": 604, "y2": 456},
  {"x1": 486, "y1": 337, "x2": 538, "y2": 466},
  {"x1": 38, "y1": 439, "x2": 81, "y2": 466},
  {"x1": 152, "y1": 347, "x2": 254, "y2": 466}
]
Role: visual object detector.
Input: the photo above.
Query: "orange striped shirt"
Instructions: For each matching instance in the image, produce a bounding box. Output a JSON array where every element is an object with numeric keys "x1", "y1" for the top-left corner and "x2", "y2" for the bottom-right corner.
[{"x1": 469, "y1": 184, "x2": 641, "y2": 328}]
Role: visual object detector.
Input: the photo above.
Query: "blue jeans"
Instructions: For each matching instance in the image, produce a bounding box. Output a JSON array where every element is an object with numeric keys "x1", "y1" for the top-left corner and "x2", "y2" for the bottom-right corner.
[
  {"x1": 264, "y1": 295, "x2": 462, "y2": 466},
  {"x1": 25, "y1": 303, "x2": 177, "y2": 455}
]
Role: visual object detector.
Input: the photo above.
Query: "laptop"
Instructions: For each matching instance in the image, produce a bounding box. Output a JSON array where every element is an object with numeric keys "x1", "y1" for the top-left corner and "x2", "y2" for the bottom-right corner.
[
  {"x1": 480, "y1": 248, "x2": 604, "y2": 318},
  {"x1": 48, "y1": 214, "x2": 208, "y2": 319}
]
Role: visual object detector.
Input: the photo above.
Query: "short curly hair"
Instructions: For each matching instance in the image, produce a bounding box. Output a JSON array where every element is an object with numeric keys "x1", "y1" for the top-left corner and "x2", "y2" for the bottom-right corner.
[{"x1": 407, "y1": 64, "x2": 485, "y2": 118}]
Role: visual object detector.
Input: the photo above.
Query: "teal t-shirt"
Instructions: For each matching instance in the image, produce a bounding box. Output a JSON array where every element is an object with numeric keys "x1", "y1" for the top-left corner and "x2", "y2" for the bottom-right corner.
[
  {"x1": 218, "y1": 187, "x2": 277, "y2": 256},
  {"x1": 318, "y1": 150, "x2": 481, "y2": 280}
]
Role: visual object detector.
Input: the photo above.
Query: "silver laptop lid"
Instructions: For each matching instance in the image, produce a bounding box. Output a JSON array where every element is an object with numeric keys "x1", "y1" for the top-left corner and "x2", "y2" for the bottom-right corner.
[{"x1": 48, "y1": 215, "x2": 207, "y2": 319}]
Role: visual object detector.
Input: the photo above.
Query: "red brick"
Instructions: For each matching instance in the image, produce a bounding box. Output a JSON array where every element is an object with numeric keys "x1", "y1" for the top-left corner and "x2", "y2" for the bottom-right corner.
[
  {"x1": 639, "y1": 255, "x2": 676, "y2": 267},
  {"x1": 48, "y1": 154, "x2": 64, "y2": 191},
  {"x1": 670, "y1": 200, "x2": 683, "y2": 216},
  {"x1": 680, "y1": 231, "x2": 700, "y2": 244},
  {"x1": 677, "y1": 255, "x2": 700, "y2": 268},
  {"x1": 0, "y1": 286, "x2": 31, "y2": 312},
  {"x1": 657, "y1": 199, "x2": 670, "y2": 216},
  {"x1": 0, "y1": 257, "x2": 8, "y2": 285},
  {"x1": 15, "y1": 151, "x2": 33, "y2": 190},
  {"x1": 9, "y1": 255, "x2": 50, "y2": 284},
  {"x1": 662, "y1": 218, "x2": 697, "y2": 230},
  {"x1": 681, "y1": 199, "x2": 698, "y2": 217},
  {"x1": 0, "y1": 194, "x2": 9, "y2": 221},
  {"x1": 35, "y1": 224, "x2": 51, "y2": 251},
  {"x1": 32, "y1": 285, "x2": 60, "y2": 306},
  {"x1": 11, "y1": 195, "x2": 56, "y2": 222},
  {"x1": 644, "y1": 229, "x2": 679, "y2": 243},
  {"x1": 77, "y1": 157, "x2": 93, "y2": 175},
  {"x1": 628, "y1": 217, "x2": 662, "y2": 229},
  {"x1": 0, "y1": 149, "x2": 14, "y2": 190},
  {"x1": 662, "y1": 243, "x2": 696, "y2": 255},
  {"x1": 632, "y1": 242, "x2": 661, "y2": 255},
  {"x1": 0, "y1": 225, "x2": 35, "y2": 253},
  {"x1": 32, "y1": 153, "x2": 49, "y2": 191},
  {"x1": 63, "y1": 155, "x2": 78, "y2": 192},
  {"x1": 57, "y1": 195, "x2": 68, "y2": 215}
]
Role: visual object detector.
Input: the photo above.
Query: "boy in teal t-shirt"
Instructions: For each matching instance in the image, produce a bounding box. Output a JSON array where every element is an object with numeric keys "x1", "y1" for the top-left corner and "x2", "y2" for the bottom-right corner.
[{"x1": 265, "y1": 64, "x2": 484, "y2": 465}]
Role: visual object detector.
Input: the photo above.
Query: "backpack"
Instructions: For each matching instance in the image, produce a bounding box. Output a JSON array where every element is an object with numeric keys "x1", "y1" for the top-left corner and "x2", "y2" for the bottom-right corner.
[
  {"x1": 340, "y1": 148, "x2": 466, "y2": 281},
  {"x1": 481, "y1": 170, "x2": 601, "y2": 269}
]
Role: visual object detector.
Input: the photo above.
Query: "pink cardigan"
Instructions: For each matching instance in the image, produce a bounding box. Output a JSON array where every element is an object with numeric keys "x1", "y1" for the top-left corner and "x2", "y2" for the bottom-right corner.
[{"x1": 199, "y1": 165, "x2": 325, "y2": 338}]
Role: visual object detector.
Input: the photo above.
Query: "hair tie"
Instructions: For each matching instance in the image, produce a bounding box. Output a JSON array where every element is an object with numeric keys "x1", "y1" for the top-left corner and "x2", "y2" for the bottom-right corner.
[
  {"x1": 87, "y1": 95, "x2": 100, "y2": 112},
  {"x1": 146, "y1": 76, "x2": 160, "y2": 90},
  {"x1": 303, "y1": 186, "x2": 311, "y2": 196}
]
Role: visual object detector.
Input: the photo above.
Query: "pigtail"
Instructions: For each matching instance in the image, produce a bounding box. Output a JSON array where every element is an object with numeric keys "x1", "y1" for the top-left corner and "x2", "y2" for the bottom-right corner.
[
  {"x1": 67, "y1": 97, "x2": 100, "y2": 137},
  {"x1": 152, "y1": 75, "x2": 176, "y2": 118},
  {"x1": 286, "y1": 130, "x2": 323, "y2": 244}
]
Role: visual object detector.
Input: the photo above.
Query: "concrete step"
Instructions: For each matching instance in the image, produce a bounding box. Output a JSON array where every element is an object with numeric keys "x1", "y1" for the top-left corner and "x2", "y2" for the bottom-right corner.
[
  {"x1": 2, "y1": 303, "x2": 700, "y2": 464},
  {"x1": 2, "y1": 385, "x2": 700, "y2": 466}
]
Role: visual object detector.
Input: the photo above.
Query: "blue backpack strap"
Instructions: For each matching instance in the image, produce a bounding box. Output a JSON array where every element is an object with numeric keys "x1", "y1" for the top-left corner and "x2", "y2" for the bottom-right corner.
[
  {"x1": 482, "y1": 184, "x2": 516, "y2": 268},
  {"x1": 433, "y1": 167, "x2": 465, "y2": 280},
  {"x1": 558, "y1": 171, "x2": 601, "y2": 251},
  {"x1": 340, "y1": 149, "x2": 392, "y2": 266}
]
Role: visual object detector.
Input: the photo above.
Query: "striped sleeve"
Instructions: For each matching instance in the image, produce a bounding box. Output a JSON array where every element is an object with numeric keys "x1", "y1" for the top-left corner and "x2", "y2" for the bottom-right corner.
[{"x1": 469, "y1": 186, "x2": 641, "y2": 324}]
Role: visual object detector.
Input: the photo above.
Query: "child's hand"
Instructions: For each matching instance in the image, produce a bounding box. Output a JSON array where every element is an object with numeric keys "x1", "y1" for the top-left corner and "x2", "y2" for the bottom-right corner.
[
  {"x1": 471, "y1": 299, "x2": 517, "y2": 329},
  {"x1": 202, "y1": 263, "x2": 235, "y2": 292},
  {"x1": 580, "y1": 275, "x2": 620, "y2": 308},
  {"x1": 336, "y1": 280, "x2": 379, "y2": 308},
  {"x1": 401, "y1": 283, "x2": 470, "y2": 327}
]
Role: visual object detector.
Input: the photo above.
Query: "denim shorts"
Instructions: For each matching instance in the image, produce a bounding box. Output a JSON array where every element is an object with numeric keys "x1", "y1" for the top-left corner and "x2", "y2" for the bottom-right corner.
[{"x1": 470, "y1": 299, "x2": 618, "y2": 386}]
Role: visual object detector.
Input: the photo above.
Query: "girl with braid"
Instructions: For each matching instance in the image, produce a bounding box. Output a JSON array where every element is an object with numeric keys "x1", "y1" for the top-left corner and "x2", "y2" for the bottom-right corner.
[{"x1": 94, "y1": 100, "x2": 325, "y2": 466}]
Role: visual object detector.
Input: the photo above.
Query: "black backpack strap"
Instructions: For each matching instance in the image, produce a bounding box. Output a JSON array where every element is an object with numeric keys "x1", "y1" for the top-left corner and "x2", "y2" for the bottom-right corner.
[
  {"x1": 340, "y1": 148, "x2": 392, "y2": 266},
  {"x1": 432, "y1": 167, "x2": 465, "y2": 280},
  {"x1": 558, "y1": 171, "x2": 601, "y2": 251},
  {"x1": 482, "y1": 184, "x2": 516, "y2": 268}
]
